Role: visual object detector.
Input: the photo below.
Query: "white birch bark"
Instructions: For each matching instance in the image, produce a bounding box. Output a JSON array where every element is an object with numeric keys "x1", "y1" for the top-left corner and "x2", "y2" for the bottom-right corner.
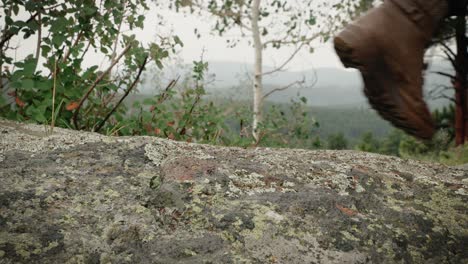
[{"x1": 251, "y1": 0, "x2": 263, "y2": 141}]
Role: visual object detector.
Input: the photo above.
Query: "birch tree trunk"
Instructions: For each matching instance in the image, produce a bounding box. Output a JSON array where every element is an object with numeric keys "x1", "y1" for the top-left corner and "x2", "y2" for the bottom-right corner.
[{"x1": 251, "y1": 0, "x2": 263, "y2": 141}]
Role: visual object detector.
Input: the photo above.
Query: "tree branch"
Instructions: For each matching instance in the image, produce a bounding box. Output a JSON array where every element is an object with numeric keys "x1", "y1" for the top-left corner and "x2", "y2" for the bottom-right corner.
[
  {"x1": 432, "y1": 71, "x2": 456, "y2": 80},
  {"x1": 263, "y1": 32, "x2": 320, "y2": 46},
  {"x1": 62, "y1": 30, "x2": 84, "y2": 63},
  {"x1": 94, "y1": 55, "x2": 148, "y2": 132},
  {"x1": 72, "y1": 43, "x2": 132, "y2": 129},
  {"x1": 263, "y1": 77, "x2": 305, "y2": 99},
  {"x1": 150, "y1": 77, "x2": 180, "y2": 123},
  {"x1": 34, "y1": 13, "x2": 42, "y2": 71},
  {"x1": 79, "y1": 41, "x2": 92, "y2": 61},
  {"x1": 439, "y1": 43, "x2": 463, "y2": 74},
  {"x1": 439, "y1": 41, "x2": 457, "y2": 62},
  {"x1": 432, "y1": 94, "x2": 456, "y2": 103}
]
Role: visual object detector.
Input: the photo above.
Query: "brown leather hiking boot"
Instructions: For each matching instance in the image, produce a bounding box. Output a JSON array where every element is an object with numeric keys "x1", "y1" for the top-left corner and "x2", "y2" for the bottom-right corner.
[{"x1": 334, "y1": 0, "x2": 449, "y2": 140}]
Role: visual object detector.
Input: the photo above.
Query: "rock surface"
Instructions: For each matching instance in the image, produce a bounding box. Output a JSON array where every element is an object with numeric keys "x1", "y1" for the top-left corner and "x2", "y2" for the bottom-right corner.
[{"x1": 0, "y1": 119, "x2": 467, "y2": 264}]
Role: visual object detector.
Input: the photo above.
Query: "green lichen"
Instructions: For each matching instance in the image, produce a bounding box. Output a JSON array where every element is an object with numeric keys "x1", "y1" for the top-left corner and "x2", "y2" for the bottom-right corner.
[{"x1": 417, "y1": 187, "x2": 468, "y2": 235}]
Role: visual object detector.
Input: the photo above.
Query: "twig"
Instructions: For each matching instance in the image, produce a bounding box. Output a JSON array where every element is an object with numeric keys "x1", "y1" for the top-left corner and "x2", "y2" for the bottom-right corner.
[
  {"x1": 439, "y1": 42, "x2": 457, "y2": 63},
  {"x1": 72, "y1": 43, "x2": 132, "y2": 129},
  {"x1": 157, "y1": 78, "x2": 179, "y2": 104},
  {"x1": 150, "y1": 77, "x2": 179, "y2": 123},
  {"x1": 177, "y1": 89, "x2": 202, "y2": 136},
  {"x1": 440, "y1": 45, "x2": 462, "y2": 74},
  {"x1": 94, "y1": 55, "x2": 148, "y2": 133},
  {"x1": 34, "y1": 13, "x2": 42, "y2": 71},
  {"x1": 433, "y1": 94, "x2": 456, "y2": 103},
  {"x1": 79, "y1": 41, "x2": 92, "y2": 61},
  {"x1": 432, "y1": 71, "x2": 456, "y2": 80},
  {"x1": 263, "y1": 33, "x2": 320, "y2": 47},
  {"x1": 62, "y1": 31, "x2": 83, "y2": 63},
  {"x1": 252, "y1": 131, "x2": 266, "y2": 147},
  {"x1": 263, "y1": 77, "x2": 305, "y2": 99},
  {"x1": 110, "y1": 17, "x2": 124, "y2": 63},
  {"x1": 262, "y1": 43, "x2": 305, "y2": 76},
  {"x1": 43, "y1": 3, "x2": 62, "y2": 11}
]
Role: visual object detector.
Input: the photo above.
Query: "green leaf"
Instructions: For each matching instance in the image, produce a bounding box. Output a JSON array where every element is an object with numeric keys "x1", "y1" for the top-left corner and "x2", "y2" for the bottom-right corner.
[
  {"x1": 21, "y1": 79, "x2": 35, "y2": 90},
  {"x1": 14, "y1": 61, "x2": 24, "y2": 68},
  {"x1": 84, "y1": 6, "x2": 97, "y2": 16},
  {"x1": 155, "y1": 60, "x2": 163, "y2": 70},
  {"x1": 41, "y1": 45, "x2": 51, "y2": 57},
  {"x1": 52, "y1": 34, "x2": 66, "y2": 47},
  {"x1": 143, "y1": 98, "x2": 155, "y2": 105},
  {"x1": 11, "y1": 81, "x2": 21, "y2": 89},
  {"x1": 135, "y1": 15, "x2": 145, "y2": 28},
  {"x1": 12, "y1": 5, "x2": 19, "y2": 15},
  {"x1": 13, "y1": 20, "x2": 27, "y2": 28},
  {"x1": 36, "y1": 80, "x2": 52, "y2": 91},
  {"x1": 5, "y1": 16, "x2": 13, "y2": 25},
  {"x1": 33, "y1": 110, "x2": 47, "y2": 123},
  {"x1": 174, "y1": 36, "x2": 184, "y2": 47},
  {"x1": 132, "y1": 101, "x2": 141, "y2": 108},
  {"x1": 23, "y1": 60, "x2": 37, "y2": 76},
  {"x1": 101, "y1": 46, "x2": 108, "y2": 54},
  {"x1": 307, "y1": 17, "x2": 316, "y2": 26}
]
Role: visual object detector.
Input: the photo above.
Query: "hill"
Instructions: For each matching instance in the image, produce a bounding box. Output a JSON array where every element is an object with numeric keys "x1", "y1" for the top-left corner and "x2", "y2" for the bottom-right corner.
[{"x1": 140, "y1": 60, "x2": 454, "y2": 109}]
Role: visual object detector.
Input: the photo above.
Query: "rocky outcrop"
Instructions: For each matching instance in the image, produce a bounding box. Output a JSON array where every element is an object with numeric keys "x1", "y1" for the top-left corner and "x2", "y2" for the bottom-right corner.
[{"x1": 0, "y1": 119, "x2": 467, "y2": 263}]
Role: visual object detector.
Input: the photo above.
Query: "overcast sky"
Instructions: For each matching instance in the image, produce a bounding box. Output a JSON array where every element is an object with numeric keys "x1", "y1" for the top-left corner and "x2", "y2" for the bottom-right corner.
[{"x1": 140, "y1": 8, "x2": 345, "y2": 71}]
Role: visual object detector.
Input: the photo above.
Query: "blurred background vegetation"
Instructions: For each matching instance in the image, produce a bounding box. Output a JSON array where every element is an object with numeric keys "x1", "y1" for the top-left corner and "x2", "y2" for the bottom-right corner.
[{"x1": 1, "y1": 0, "x2": 467, "y2": 165}]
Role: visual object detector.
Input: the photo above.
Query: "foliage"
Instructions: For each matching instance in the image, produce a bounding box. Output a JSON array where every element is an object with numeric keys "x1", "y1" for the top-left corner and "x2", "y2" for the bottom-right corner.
[
  {"x1": 398, "y1": 135, "x2": 430, "y2": 157},
  {"x1": 0, "y1": 0, "x2": 231, "y2": 144},
  {"x1": 356, "y1": 131, "x2": 380, "y2": 153},
  {"x1": 219, "y1": 97, "x2": 321, "y2": 148},
  {"x1": 399, "y1": 129, "x2": 453, "y2": 158},
  {"x1": 0, "y1": 0, "x2": 179, "y2": 132},
  {"x1": 433, "y1": 104, "x2": 455, "y2": 141},
  {"x1": 327, "y1": 132, "x2": 348, "y2": 150},
  {"x1": 437, "y1": 144, "x2": 468, "y2": 165},
  {"x1": 378, "y1": 129, "x2": 404, "y2": 156},
  {"x1": 307, "y1": 106, "x2": 391, "y2": 143},
  {"x1": 352, "y1": 127, "x2": 462, "y2": 165},
  {"x1": 120, "y1": 61, "x2": 227, "y2": 144},
  {"x1": 256, "y1": 97, "x2": 319, "y2": 148}
]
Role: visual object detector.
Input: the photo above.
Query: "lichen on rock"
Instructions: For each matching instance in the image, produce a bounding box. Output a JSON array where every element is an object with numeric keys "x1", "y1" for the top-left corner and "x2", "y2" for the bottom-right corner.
[{"x1": 0, "y1": 118, "x2": 467, "y2": 263}]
